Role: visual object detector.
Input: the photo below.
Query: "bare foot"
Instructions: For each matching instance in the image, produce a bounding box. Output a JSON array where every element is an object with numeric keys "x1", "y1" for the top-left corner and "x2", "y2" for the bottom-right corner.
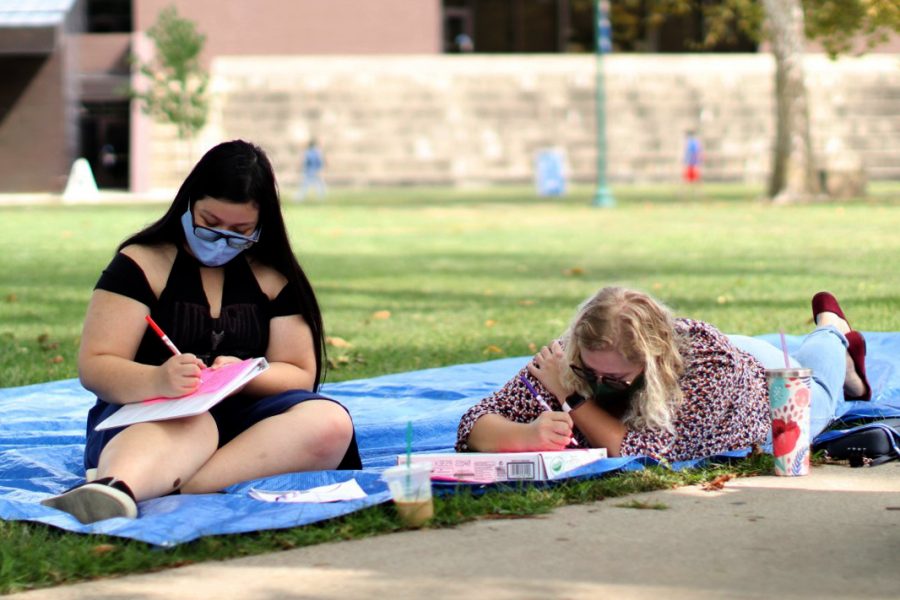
[
  {"x1": 844, "y1": 353, "x2": 866, "y2": 397},
  {"x1": 816, "y1": 311, "x2": 851, "y2": 335}
]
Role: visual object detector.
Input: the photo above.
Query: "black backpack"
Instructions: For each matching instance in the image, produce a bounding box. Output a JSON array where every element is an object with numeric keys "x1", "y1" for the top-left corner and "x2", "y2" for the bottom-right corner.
[{"x1": 813, "y1": 418, "x2": 900, "y2": 467}]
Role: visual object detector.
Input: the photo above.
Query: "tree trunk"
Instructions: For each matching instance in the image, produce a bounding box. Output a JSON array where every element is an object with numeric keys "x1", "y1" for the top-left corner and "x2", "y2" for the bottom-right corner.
[{"x1": 762, "y1": 0, "x2": 821, "y2": 203}]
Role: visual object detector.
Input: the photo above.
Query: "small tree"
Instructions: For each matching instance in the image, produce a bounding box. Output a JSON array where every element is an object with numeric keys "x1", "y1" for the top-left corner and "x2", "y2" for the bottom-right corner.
[{"x1": 131, "y1": 6, "x2": 209, "y2": 142}]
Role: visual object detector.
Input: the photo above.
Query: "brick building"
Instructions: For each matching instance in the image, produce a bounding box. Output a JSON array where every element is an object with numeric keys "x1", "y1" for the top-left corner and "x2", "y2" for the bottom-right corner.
[
  {"x1": 1, "y1": 0, "x2": 444, "y2": 192},
  {"x1": 1, "y1": 0, "x2": 898, "y2": 193}
]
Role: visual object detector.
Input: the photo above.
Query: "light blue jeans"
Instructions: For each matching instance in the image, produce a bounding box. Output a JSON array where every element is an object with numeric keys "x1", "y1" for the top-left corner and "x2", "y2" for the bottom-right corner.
[{"x1": 728, "y1": 325, "x2": 849, "y2": 441}]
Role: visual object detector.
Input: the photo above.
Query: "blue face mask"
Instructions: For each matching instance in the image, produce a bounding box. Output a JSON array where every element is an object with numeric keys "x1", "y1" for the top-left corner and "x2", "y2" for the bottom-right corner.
[{"x1": 180, "y1": 207, "x2": 260, "y2": 267}]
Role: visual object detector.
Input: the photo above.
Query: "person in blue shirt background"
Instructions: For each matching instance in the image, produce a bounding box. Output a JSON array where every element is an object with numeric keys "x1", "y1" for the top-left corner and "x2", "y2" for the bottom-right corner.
[
  {"x1": 298, "y1": 139, "x2": 326, "y2": 201},
  {"x1": 683, "y1": 130, "x2": 703, "y2": 184}
]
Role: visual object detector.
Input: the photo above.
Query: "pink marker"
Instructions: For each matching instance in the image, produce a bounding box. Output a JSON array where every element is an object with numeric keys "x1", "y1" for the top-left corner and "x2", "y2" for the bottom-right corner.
[{"x1": 145, "y1": 315, "x2": 181, "y2": 356}]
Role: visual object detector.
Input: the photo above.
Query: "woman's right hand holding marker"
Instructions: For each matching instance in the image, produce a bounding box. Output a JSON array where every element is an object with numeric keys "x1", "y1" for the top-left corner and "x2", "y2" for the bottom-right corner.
[
  {"x1": 527, "y1": 410, "x2": 575, "y2": 451},
  {"x1": 154, "y1": 353, "x2": 205, "y2": 398}
]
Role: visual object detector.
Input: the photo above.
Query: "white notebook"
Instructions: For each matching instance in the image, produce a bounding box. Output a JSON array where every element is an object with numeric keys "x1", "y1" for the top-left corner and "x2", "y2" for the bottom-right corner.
[{"x1": 95, "y1": 357, "x2": 269, "y2": 431}]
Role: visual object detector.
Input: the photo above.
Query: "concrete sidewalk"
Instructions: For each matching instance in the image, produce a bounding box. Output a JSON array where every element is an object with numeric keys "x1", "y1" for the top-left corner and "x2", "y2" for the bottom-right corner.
[{"x1": 14, "y1": 463, "x2": 900, "y2": 599}]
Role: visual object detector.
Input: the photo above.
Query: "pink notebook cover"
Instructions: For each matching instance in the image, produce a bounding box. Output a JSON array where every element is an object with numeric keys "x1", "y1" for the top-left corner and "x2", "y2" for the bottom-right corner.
[{"x1": 95, "y1": 357, "x2": 269, "y2": 430}]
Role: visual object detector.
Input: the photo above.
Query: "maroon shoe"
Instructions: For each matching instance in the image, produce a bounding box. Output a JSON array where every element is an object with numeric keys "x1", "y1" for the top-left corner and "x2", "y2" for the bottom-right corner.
[
  {"x1": 812, "y1": 291, "x2": 851, "y2": 328},
  {"x1": 844, "y1": 331, "x2": 872, "y2": 401}
]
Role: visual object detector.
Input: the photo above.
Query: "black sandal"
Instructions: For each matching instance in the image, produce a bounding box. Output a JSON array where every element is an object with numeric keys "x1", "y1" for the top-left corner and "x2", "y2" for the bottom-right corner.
[{"x1": 41, "y1": 477, "x2": 138, "y2": 524}]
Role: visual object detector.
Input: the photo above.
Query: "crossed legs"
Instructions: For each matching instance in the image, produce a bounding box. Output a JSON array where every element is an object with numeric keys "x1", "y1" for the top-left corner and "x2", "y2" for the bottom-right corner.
[
  {"x1": 96, "y1": 400, "x2": 354, "y2": 501},
  {"x1": 814, "y1": 311, "x2": 866, "y2": 398}
]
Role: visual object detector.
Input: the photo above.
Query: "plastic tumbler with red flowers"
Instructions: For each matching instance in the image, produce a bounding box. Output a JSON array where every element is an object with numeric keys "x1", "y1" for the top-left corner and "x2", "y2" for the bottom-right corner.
[{"x1": 766, "y1": 368, "x2": 813, "y2": 476}]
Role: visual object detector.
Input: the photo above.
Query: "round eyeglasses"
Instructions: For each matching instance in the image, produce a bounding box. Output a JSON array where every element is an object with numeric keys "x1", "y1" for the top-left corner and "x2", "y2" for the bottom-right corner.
[{"x1": 569, "y1": 363, "x2": 635, "y2": 392}]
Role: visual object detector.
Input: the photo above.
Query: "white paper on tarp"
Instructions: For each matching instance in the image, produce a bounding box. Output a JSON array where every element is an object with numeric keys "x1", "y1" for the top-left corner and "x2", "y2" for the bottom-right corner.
[
  {"x1": 401, "y1": 448, "x2": 608, "y2": 483},
  {"x1": 248, "y1": 479, "x2": 368, "y2": 503}
]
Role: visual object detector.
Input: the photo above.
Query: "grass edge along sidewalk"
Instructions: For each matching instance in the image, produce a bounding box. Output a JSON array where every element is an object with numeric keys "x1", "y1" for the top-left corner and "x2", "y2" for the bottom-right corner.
[{"x1": 0, "y1": 455, "x2": 775, "y2": 594}]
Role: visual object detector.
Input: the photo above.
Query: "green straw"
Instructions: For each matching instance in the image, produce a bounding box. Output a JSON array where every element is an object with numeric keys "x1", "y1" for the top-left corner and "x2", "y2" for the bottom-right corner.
[{"x1": 405, "y1": 420, "x2": 413, "y2": 465}]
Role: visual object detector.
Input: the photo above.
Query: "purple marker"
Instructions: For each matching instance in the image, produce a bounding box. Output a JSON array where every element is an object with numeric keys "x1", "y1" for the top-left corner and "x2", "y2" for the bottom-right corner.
[
  {"x1": 519, "y1": 373, "x2": 579, "y2": 446},
  {"x1": 519, "y1": 373, "x2": 552, "y2": 411}
]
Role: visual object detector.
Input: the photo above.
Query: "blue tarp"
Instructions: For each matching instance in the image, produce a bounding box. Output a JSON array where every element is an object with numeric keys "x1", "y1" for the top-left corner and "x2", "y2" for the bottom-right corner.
[{"x1": 2, "y1": 333, "x2": 900, "y2": 546}]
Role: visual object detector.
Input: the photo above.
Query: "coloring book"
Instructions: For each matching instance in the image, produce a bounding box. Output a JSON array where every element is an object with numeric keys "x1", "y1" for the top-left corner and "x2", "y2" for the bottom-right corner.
[{"x1": 95, "y1": 357, "x2": 269, "y2": 430}]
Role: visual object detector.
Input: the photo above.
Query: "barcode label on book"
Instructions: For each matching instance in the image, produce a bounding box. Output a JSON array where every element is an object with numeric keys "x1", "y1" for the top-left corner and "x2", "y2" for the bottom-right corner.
[{"x1": 506, "y1": 461, "x2": 536, "y2": 480}]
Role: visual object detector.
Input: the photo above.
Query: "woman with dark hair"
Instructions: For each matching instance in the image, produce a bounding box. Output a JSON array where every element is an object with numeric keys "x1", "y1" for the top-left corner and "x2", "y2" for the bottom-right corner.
[
  {"x1": 42, "y1": 140, "x2": 361, "y2": 524},
  {"x1": 457, "y1": 287, "x2": 869, "y2": 462}
]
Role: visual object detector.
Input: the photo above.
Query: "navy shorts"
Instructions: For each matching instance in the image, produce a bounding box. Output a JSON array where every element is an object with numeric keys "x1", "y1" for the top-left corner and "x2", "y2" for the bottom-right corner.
[{"x1": 84, "y1": 389, "x2": 362, "y2": 472}]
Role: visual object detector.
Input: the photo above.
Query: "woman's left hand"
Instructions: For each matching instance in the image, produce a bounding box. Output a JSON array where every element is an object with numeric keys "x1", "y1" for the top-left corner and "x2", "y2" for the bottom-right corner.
[
  {"x1": 209, "y1": 355, "x2": 243, "y2": 369},
  {"x1": 526, "y1": 340, "x2": 570, "y2": 402},
  {"x1": 209, "y1": 355, "x2": 249, "y2": 394}
]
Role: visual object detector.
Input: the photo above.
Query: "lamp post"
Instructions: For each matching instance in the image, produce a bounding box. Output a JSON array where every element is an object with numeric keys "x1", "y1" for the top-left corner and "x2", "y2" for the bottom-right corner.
[{"x1": 592, "y1": 0, "x2": 615, "y2": 207}]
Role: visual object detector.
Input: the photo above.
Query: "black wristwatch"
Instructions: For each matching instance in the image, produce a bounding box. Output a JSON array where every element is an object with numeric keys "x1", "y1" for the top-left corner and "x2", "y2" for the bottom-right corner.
[{"x1": 563, "y1": 393, "x2": 587, "y2": 413}]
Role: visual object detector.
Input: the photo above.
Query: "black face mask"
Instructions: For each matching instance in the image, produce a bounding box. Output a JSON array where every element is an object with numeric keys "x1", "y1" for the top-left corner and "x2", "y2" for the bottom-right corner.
[{"x1": 590, "y1": 373, "x2": 644, "y2": 419}]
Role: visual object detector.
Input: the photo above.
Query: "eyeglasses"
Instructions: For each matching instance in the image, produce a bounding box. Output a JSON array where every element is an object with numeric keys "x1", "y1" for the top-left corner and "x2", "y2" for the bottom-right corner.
[
  {"x1": 193, "y1": 224, "x2": 259, "y2": 250},
  {"x1": 569, "y1": 364, "x2": 635, "y2": 392}
]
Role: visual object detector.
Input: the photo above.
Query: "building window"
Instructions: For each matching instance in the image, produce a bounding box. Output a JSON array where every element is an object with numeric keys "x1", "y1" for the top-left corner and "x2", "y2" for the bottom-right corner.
[
  {"x1": 443, "y1": 0, "x2": 757, "y2": 54},
  {"x1": 86, "y1": 0, "x2": 132, "y2": 33}
]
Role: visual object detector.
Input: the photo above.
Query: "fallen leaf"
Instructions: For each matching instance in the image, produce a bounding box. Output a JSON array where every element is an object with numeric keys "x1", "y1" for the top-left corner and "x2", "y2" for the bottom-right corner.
[
  {"x1": 5, "y1": 293, "x2": 16, "y2": 303},
  {"x1": 484, "y1": 319, "x2": 496, "y2": 328},
  {"x1": 326, "y1": 355, "x2": 352, "y2": 369},
  {"x1": 371, "y1": 310, "x2": 391, "y2": 320},
  {"x1": 326, "y1": 336, "x2": 353, "y2": 348},
  {"x1": 91, "y1": 544, "x2": 117, "y2": 556},
  {"x1": 483, "y1": 344, "x2": 504, "y2": 355},
  {"x1": 37, "y1": 333, "x2": 49, "y2": 343},
  {"x1": 528, "y1": 342, "x2": 537, "y2": 352},
  {"x1": 49, "y1": 355, "x2": 64, "y2": 364},
  {"x1": 702, "y1": 473, "x2": 735, "y2": 491},
  {"x1": 562, "y1": 267, "x2": 585, "y2": 277}
]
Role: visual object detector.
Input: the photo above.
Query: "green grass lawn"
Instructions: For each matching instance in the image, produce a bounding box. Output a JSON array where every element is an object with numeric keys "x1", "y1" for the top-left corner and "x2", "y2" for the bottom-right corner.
[{"x1": 2, "y1": 182, "x2": 899, "y2": 592}]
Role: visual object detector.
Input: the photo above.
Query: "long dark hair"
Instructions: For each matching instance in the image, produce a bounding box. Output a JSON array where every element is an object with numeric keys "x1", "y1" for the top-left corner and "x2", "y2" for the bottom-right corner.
[{"x1": 119, "y1": 140, "x2": 327, "y2": 389}]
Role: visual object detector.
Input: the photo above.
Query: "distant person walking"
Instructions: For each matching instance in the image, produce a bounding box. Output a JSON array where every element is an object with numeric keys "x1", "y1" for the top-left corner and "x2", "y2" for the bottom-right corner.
[
  {"x1": 455, "y1": 33, "x2": 474, "y2": 53},
  {"x1": 298, "y1": 139, "x2": 326, "y2": 201},
  {"x1": 682, "y1": 130, "x2": 703, "y2": 184}
]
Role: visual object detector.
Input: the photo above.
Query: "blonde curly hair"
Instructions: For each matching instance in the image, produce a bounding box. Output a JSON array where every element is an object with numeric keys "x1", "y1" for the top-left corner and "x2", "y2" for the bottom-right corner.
[{"x1": 562, "y1": 287, "x2": 687, "y2": 432}]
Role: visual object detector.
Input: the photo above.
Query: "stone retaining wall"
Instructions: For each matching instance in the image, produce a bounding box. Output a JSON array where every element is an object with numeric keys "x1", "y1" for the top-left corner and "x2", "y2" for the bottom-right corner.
[{"x1": 144, "y1": 54, "x2": 900, "y2": 191}]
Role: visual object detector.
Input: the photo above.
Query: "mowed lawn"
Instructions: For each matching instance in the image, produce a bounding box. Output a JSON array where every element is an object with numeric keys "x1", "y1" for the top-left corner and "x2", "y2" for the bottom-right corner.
[
  {"x1": 1, "y1": 183, "x2": 899, "y2": 592},
  {"x1": 3, "y1": 183, "x2": 899, "y2": 387}
]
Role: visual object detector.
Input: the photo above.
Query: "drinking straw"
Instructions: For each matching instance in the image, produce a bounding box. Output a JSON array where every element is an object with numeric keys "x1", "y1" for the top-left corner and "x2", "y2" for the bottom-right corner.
[
  {"x1": 779, "y1": 329, "x2": 790, "y2": 369},
  {"x1": 405, "y1": 420, "x2": 413, "y2": 490},
  {"x1": 405, "y1": 420, "x2": 413, "y2": 466}
]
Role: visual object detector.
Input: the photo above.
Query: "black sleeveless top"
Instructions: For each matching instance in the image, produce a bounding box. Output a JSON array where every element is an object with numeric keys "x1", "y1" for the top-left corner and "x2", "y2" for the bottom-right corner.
[
  {"x1": 96, "y1": 246, "x2": 300, "y2": 366},
  {"x1": 87, "y1": 246, "x2": 364, "y2": 472}
]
